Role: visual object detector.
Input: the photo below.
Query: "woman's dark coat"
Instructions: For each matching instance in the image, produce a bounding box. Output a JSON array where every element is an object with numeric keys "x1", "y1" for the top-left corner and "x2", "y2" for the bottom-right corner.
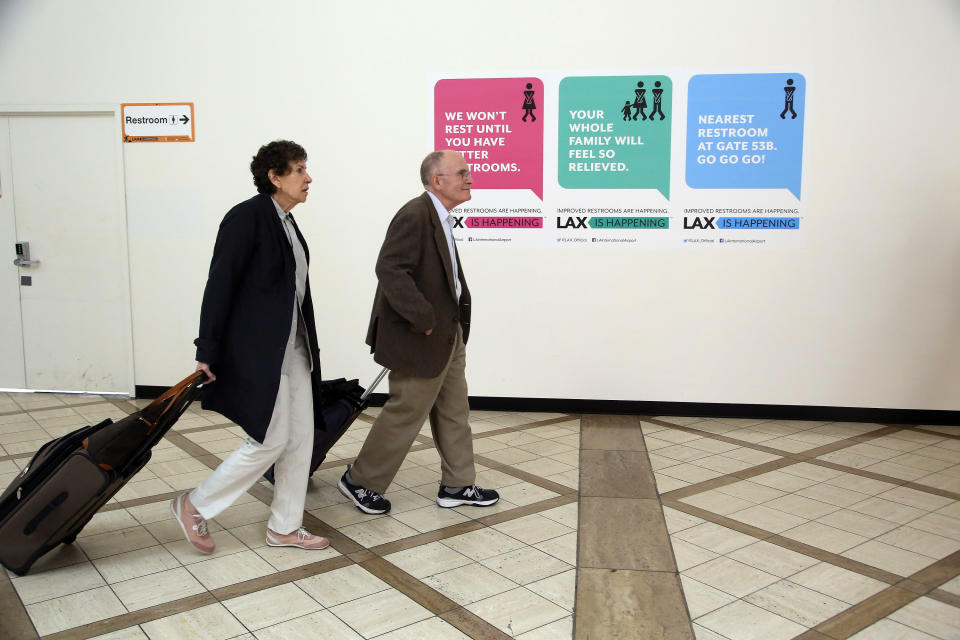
[{"x1": 194, "y1": 192, "x2": 323, "y2": 442}]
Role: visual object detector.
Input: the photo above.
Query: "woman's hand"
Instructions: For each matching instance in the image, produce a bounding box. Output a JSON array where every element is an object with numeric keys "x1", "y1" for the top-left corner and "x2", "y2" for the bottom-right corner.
[{"x1": 196, "y1": 361, "x2": 217, "y2": 382}]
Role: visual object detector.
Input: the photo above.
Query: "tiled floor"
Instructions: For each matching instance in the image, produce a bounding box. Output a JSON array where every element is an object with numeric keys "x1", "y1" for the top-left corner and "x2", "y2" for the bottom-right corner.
[{"x1": 0, "y1": 391, "x2": 958, "y2": 639}]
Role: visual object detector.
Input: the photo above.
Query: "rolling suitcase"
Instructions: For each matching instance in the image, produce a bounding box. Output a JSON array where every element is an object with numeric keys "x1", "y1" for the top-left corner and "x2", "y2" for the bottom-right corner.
[
  {"x1": 264, "y1": 367, "x2": 388, "y2": 484},
  {"x1": 0, "y1": 371, "x2": 206, "y2": 575}
]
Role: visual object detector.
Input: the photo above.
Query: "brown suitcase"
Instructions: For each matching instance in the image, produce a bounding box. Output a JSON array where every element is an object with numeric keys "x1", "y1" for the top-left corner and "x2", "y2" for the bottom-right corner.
[{"x1": 0, "y1": 372, "x2": 205, "y2": 575}]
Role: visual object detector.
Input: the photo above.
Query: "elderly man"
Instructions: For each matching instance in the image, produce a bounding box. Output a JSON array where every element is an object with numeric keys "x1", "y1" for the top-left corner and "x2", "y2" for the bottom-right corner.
[{"x1": 338, "y1": 150, "x2": 499, "y2": 514}]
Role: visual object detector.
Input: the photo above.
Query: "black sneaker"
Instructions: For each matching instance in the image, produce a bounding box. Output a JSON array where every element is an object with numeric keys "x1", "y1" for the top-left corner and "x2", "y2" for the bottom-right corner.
[
  {"x1": 338, "y1": 466, "x2": 391, "y2": 514},
  {"x1": 437, "y1": 484, "x2": 500, "y2": 508}
]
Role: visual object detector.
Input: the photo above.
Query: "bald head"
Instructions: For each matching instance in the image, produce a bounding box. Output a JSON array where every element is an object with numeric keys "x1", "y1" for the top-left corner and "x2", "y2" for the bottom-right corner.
[{"x1": 422, "y1": 150, "x2": 473, "y2": 211}]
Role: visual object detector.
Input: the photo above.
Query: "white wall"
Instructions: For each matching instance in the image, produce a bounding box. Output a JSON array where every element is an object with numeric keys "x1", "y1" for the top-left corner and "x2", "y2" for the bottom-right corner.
[{"x1": 1, "y1": 0, "x2": 958, "y2": 410}]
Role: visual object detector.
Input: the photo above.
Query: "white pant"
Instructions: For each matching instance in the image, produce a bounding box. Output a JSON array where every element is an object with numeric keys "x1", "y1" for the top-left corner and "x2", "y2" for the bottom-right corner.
[{"x1": 190, "y1": 333, "x2": 314, "y2": 534}]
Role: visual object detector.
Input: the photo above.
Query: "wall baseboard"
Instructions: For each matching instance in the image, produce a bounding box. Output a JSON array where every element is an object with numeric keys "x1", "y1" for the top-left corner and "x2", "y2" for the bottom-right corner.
[{"x1": 135, "y1": 386, "x2": 958, "y2": 426}]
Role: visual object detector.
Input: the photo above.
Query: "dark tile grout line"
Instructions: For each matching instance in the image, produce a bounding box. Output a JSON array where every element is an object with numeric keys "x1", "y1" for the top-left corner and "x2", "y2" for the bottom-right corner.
[
  {"x1": 7, "y1": 413, "x2": 583, "y2": 640},
  {"x1": 0, "y1": 398, "x2": 117, "y2": 417}
]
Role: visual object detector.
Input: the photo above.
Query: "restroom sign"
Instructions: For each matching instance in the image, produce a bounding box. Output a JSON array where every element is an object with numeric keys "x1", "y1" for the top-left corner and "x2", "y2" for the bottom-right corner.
[{"x1": 121, "y1": 102, "x2": 195, "y2": 142}]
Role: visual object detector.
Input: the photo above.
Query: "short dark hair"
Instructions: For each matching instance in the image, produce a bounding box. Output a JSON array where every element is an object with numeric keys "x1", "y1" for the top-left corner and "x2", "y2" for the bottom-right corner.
[
  {"x1": 420, "y1": 150, "x2": 446, "y2": 186},
  {"x1": 250, "y1": 140, "x2": 307, "y2": 194}
]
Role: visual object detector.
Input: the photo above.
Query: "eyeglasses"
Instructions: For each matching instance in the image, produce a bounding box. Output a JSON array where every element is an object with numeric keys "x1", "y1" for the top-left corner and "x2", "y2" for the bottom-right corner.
[{"x1": 436, "y1": 170, "x2": 472, "y2": 180}]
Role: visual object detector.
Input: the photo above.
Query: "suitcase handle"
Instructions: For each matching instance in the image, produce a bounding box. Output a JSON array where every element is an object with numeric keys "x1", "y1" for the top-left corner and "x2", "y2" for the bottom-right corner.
[
  {"x1": 140, "y1": 371, "x2": 207, "y2": 435},
  {"x1": 23, "y1": 491, "x2": 68, "y2": 535},
  {"x1": 360, "y1": 367, "x2": 389, "y2": 402}
]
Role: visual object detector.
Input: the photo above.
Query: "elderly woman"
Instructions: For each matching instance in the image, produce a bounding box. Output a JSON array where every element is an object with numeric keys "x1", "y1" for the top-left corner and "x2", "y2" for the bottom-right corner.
[{"x1": 171, "y1": 140, "x2": 328, "y2": 552}]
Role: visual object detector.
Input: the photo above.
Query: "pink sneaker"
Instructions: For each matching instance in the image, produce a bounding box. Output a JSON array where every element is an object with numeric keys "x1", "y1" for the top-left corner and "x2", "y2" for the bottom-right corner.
[
  {"x1": 170, "y1": 493, "x2": 215, "y2": 554},
  {"x1": 266, "y1": 527, "x2": 330, "y2": 550}
]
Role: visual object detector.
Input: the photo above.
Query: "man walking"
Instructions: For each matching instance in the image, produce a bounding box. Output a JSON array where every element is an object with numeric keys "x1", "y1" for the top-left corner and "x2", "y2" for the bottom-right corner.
[{"x1": 338, "y1": 150, "x2": 499, "y2": 514}]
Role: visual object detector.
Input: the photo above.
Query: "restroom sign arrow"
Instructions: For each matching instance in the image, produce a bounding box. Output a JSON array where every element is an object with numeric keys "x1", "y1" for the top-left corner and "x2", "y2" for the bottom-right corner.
[{"x1": 121, "y1": 102, "x2": 195, "y2": 142}]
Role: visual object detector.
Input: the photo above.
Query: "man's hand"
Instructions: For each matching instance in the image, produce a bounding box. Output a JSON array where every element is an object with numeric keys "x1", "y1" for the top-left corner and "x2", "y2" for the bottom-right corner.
[
  {"x1": 425, "y1": 329, "x2": 432, "y2": 336},
  {"x1": 196, "y1": 362, "x2": 217, "y2": 382}
]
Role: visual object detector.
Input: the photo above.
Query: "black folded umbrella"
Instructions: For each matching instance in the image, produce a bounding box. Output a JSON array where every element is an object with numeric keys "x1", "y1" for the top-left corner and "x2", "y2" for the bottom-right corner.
[{"x1": 263, "y1": 368, "x2": 387, "y2": 484}]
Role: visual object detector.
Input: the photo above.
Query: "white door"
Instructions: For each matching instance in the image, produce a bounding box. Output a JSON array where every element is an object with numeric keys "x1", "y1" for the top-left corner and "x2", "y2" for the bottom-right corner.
[{"x1": 0, "y1": 112, "x2": 134, "y2": 394}]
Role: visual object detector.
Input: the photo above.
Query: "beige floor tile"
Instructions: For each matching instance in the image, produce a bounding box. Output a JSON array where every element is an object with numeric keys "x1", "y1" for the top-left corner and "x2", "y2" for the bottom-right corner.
[
  {"x1": 491, "y1": 513, "x2": 574, "y2": 544},
  {"x1": 391, "y1": 504, "x2": 472, "y2": 533},
  {"x1": 442, "y1": 527, "x2": 528, "y2": 561},
  {"x1": 816, "y1": 508, "x2": 901, "y2": 537},
  {"x1": 842, "y1": 540, "x2": 936, "y2": 575},
  {"x1": 516, "y1": 615, "x2": 573, "y2": 639},
  {"x1": 824, "y1": 473, "x2": 899, "y2": 496},
  {"x1": 679, "y1": 575, "x2": 737, "y2": 618},
  {"x1": 715, "y1": 480, "x2": 787, "y2": 504},
  {"x1": 888, "y1": 452, "x2": 956, "y2": 473},
  {"x1": 797, "y1": 482, "x2": 875, "y2": 508},
  {"x1": 683, "y1": 556, "x2": 781, "y2": 598},
  {"x1": 497, "y1": 482, "x2": 561, "y2": 506},
  {"x1": 660, "y1": 463, "x2": 725, "y2": 484},
  {"x1": 140, "y1": 602, "x2": 247, "y2": 640},
  {"x1": 12, "y1": 560, "x2": 105, "y2": 605},
  {"x1": 909, "y1": 512, "x2": 960, "y2": 541},
  {"x1": 295, "y1": 564, "x2": 389, "y2": 607},
  {"x1": 764, "y1": 493, "x2": 841, "y2": 519},
  {"x1": 780, "y1": 521, "x2": 868, "y2": 553},
  {"x1": 788, "y1": 562, "x2": 888, "y2": 604},
  {"x1": 685, "y1": 438, "x2": 742, "y2": 454},
  {"x1": 539, "y1": 502, "x2": 578, "y2": 529},
  {"x1": 309, "y1": 501, "x2": 382, "y2": 528},
  {"x1": 222, "y1": 583, "x2": 322, "y2": 631},
  {"x1": 423, "y1": 562, "x2": 518, "y2": 605},
  {"x1": 847, "y1": 618, "x2": 940, "y2": 640},
  {"x1": 879, "y1": 486, "x2": 955, "y2": 511},
  {"x1": 385, "y1": 541, "x2": 473, "y2": 579},
  {"x1": 728, "y1": 504, "x2": 808, "y2": 533},
  {"x1": 693, "y1": 455, "x2": 757, "y2": 474},
  {"x1": 726, "y1": 540, "x2": 819, "y2": 578},
  {"x1": 210, "y1": 500, "x2": 274, "y2": 529},
  {"x1": 112, "y1": 477, "x2": 175, "y2": 501},
  {"x1": 848, "y1": 496, "x2": 929, "y2": 524},
  {"x1": 863, "y1": 461, "x2": 931, "y2": 481},
  {"x1": 76, "y1": 509, "x2": 141, "y2": 537},
  {"x1": 330, "y1": 588, "x2": 432, "y2": 637},
  {"x1": 679, "y1": 490, "x2": 755, "y2": 515},
  {"x1": 340, "y1": 515, "x2": 421, "y2": 547},
  {"x1": 466, "y1": 586, "x2": 569, "y2": 637},
  {"x1": 377, "y1": 616, "x2": 473, "y2": 639},
  {"x1": 111, "y1": 566, "x2": 207, "y2": 611},
  {"x1": 655, "y1": 474, "x2": 692, "y2": 492},
  {"x1": 535, "y1": 531, "x2": 578, "y2": 565},
  {"x1": 88, "y1": 626, "x2": 150, "y2": 639},
  {"x1": 917, "y1": 472, "x2": 960, "y2": 493},
  {"x1": 744, "y1": 579, "x2": 849, "y2": 626},
  {"x1": 750, "y1": 470, "x2": 819, "y2": 492},
  {"x1": 186, "y1": 549, "x2": 276, "y2": 589},
  {"x1": 26, "y1": 585, "x2": 127, "y2": 636},
  {"x1": 939, "y1": 574, "x2": 960, "y2": 596},
  {"x1": 671, "y1": 538, "x2": 720, "y2": 571},
  {"x1": 481, "y1": 546, "x2": 571, "y2": 585},
  {"x1": 888, "y1": 595, "x2": 960, "y2": 640},
  {"x1": 879, "y1": 526, "x2": 960, "y2": 559},
  {"x1": 696, "y1": 599, "x2": 806, "y2": 640},
  {"x1": 92, "y1": 544, "x2": 181, "y2": 583},
  {"x1": 483, "y1": 447, "x2": 542, "y2": 465},
  {"x1": 78, "y1": 525, "x2": 160, "y2": 560},
  {"x1": 657, "y1": 444, "x2": 716, "y2": 462},
  {"x1": 526, "y1": 568, "x2": 576, "y2": 612},
  {"x1": 693, "y1": 622, "x2": 735, "y2": 639},
  {"x1": 254, "y1": 541, "x2": 340, "y2": 571},
  {"x1": 673, "y1": 522, "x2": 760, "y2": 555},
  {"x1": 663, "y1": 506, "x2": 706, "y2": 534}
]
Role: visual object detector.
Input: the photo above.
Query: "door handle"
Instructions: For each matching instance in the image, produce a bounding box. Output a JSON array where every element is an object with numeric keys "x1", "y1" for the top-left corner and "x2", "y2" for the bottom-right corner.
[{"x1": 13, "y1": 257, "x2": 40, "y2": 267}]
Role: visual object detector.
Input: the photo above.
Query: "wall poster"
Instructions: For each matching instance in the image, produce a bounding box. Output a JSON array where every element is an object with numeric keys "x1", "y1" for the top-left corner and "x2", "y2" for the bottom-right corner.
[{"x1": 431, "y1": 70, "x2": 807, "y2": 248}]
